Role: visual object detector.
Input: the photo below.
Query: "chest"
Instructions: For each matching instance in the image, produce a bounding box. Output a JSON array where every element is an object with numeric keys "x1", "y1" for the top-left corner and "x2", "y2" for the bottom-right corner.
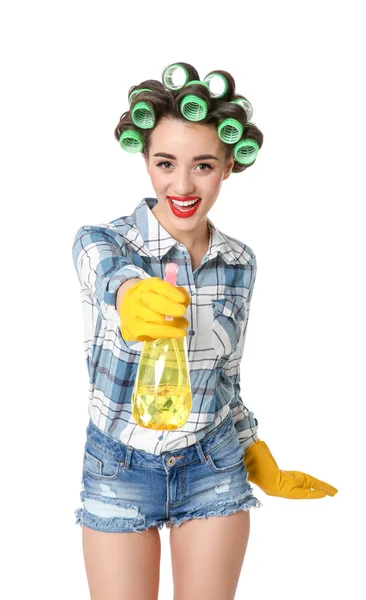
[{"x1": 189, "y1": 249, "x2": 207, "y2": 271}]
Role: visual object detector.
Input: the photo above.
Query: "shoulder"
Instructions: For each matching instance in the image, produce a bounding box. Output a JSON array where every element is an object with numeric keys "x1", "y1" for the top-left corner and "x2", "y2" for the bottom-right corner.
[
  {"x1": 220, "y1": 229, "x2": 257, "y2": 268},
  {"x1": 73, "y1": 214, "x2": 134, "y2": 248}
]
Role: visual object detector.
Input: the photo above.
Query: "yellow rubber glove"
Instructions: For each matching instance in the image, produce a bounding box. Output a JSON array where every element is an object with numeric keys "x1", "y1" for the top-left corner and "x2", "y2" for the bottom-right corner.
[
  {"x1": 120, "y1": 277, "x2": 191, "y2": 342},
  {"x1": 244, "y1": 440, "x2": 338, "y2": 499}
]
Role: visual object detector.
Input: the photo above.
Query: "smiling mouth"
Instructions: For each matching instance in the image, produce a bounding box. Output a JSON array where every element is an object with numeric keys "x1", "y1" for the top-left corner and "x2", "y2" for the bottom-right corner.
[{"x1": 167, "y1": 196, "x2": 202, "y2": 217}]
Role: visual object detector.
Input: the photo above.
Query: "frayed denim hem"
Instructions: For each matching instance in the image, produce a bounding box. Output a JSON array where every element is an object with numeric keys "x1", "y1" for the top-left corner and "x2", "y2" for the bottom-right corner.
[
  {"x1": 165, "y1": 494, "x2": 263, "y2": 529},
  {"x1": 74, "y1": 507, "x2": 165, "y2": 534}
]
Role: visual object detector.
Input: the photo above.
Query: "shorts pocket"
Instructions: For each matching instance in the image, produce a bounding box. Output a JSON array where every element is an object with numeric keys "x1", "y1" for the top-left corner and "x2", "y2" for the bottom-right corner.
[
  {"x1": 205, "y1": 431, "x2": 245, "y2": 473},
  {"x1": 211, "y1": 297, "x2": 246, "y2": 357},
  {"x1": 83, "y1": 442, "x2": 121, "y2": 480}
]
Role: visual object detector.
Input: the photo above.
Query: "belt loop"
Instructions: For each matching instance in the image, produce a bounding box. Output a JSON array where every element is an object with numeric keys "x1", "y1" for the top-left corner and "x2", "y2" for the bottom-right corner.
[
  {"x1": 121, "y1": 446, "x2": 133, "y2": 469},
  {"x1": 195, "y1": 441, "x2": 207, "y2": 464}
]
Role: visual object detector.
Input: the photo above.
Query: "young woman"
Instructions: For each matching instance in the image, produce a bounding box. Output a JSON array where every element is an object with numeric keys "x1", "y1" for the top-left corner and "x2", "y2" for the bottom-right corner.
[{"x1": 72, "y1": 62, "x2": 338, "y2": 600}]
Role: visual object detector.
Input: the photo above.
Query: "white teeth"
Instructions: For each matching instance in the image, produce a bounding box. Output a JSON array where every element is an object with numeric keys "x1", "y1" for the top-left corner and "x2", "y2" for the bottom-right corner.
[{"x1": 171, "y1": 198, "x2": 199, "y2": 207}]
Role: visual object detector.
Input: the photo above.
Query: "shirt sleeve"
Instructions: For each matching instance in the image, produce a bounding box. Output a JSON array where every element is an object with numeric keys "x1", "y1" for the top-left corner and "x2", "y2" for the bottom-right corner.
[
  {"x1": 224, "y1": 256, "x2": 259, "y2": 452},
  {"x1": 72, "y1": 224, "x2": 151, "y2": 345},
  {"x1": 226, "y1": 368, "x2": 259, "y2": 452}
]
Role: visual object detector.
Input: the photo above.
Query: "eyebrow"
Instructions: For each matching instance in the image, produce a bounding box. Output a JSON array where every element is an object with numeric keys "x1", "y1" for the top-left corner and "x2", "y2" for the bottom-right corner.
[{"x1": 153, "y1": 152, "x2": 219, "y2": 161}]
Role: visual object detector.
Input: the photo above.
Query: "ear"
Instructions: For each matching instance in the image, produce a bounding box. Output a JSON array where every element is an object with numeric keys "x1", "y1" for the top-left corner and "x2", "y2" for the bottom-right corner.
[{"x1": 223, "y1": 157, "x2": 235, "y2": 181}]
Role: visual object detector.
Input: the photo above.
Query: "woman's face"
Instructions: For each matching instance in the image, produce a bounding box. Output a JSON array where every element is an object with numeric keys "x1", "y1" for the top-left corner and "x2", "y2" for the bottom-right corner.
[{"x1": 144, "y1": 117, "x2": 235, "y2": 237}]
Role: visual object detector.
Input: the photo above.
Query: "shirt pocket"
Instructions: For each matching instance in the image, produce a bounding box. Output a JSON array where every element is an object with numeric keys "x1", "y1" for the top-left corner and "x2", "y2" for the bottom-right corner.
[{"x1": 211, "y1": 297, "x2": 246, "y2": 358}]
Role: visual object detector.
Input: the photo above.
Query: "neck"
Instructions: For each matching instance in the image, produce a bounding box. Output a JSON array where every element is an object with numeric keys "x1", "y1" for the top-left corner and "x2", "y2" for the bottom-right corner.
[{"x1": 151, "y1": 205, "x2": 210, "y2": 252}]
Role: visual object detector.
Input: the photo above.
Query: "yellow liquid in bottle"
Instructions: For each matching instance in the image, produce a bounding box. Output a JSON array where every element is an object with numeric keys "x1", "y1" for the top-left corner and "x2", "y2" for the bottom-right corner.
[{"x1": 132, "y1": 383, "x2": 192, "y2": 430}]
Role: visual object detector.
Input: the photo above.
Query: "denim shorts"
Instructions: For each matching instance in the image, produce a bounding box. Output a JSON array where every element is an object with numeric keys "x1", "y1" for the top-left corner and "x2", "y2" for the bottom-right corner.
[{"x1": 74, "y1": 411, "x2": 263, "y2": 533}]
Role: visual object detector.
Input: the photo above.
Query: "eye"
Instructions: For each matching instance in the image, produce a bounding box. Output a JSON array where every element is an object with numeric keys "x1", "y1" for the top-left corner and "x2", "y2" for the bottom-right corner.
[
  {"x1": 155, "y1": 161, "x2": 214, "y2": 171},
  {"x1": 156, "y1": 161, "x2": 173, "y2": 169},
  {"x1": 195, "y1": 163, "x2": 213, "y2": 171}
]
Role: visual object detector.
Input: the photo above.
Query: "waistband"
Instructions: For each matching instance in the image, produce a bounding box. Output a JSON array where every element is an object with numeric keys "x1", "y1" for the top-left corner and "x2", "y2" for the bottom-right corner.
[{"x1": 85, "y1": 411, "x2": 237, "y2": 469}]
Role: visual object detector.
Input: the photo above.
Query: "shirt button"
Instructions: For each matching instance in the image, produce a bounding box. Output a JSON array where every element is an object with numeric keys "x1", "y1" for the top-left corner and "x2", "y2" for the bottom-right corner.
[
  {"x1": 190, "y1": 290, "x2": 195, "y2": 296},
  {"x1": 189, "y1": 330, "x2": 195, "y2": 336}
]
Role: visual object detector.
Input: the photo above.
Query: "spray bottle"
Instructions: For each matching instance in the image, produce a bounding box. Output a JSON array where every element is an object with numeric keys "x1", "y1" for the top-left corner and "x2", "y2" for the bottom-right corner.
[{"x1": 131, "y1": 263, "x2": 192, "y2": 430}]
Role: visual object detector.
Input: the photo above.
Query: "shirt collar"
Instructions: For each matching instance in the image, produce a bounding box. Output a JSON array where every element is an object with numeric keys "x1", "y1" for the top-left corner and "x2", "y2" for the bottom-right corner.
[{"x1": 130, "y1": 197, "x2": 237, "y2": 264}]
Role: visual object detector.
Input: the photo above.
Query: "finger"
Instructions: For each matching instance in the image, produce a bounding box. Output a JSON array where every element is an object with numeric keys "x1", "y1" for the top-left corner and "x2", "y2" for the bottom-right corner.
[
  {"x1": 141, "y1": 290, "x2": 187, "y2": 318},
  {"x1": 176, "y1": 286, "x2": 191, "y2": 308},
  {"x1": 287, "y1": 487, "x2": 327, "y2": 499},
  {"x1": 279, "y1": 471, "x2": 327, "y2": 499},
  {"x1": 138, "y1": 304, "x2": 189, "y2": 328},
  {"x1": 144, "y1": 277, "x2": 189, "y2": 304},
  {"x1": 138, "y1": 304, "x2": 170, "y2": 324},
  {"x1": 135, "y1": 334, "x2": 154, "y2": 342},
  {"x1": 286, "y1": 470, "x2": 339, "y2": 497},
  {"x1": 173, "y1": 317, "x2": 189, "y2": 329}
]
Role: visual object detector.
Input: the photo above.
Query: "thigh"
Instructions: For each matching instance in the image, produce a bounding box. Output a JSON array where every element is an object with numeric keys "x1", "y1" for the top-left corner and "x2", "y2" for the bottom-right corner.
[
  {"x1": 82, "y1": 524, "x2": 161, "y2": 600},
  {"x1": 170, "y1": 510, "x2": 250, "y2": 600}
]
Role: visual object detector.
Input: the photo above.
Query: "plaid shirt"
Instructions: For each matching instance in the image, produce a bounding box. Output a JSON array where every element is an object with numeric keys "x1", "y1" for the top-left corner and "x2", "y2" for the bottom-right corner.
[{"x1": 72, "y1": 197, "x2": 259, "y2": 455}]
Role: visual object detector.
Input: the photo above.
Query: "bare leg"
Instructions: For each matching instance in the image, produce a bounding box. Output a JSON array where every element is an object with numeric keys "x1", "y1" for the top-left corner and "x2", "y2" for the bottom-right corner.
[
  {"x1": 170, "y1": 510, "x2": 250, "y2": 600},
  {"x1": 82, "y1": 524, "x2": 161, "y2": 600}
]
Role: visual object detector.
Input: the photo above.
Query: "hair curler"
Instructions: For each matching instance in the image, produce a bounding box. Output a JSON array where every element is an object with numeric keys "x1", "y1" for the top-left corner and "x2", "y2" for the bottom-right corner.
[
  {"x1": 234, "y1": 138, "x2": 260, "y2": 165},
  {"x1": 131, "y1": 100, "x2": 155, "y2": 129},
  {"x1": 119, "y1": 129, "x2": 144, "y2": 153},
  {"x1": 128, "y1": 88, "x2": 153, "y2": 104},
  {"x1": 218, "y1": 118, "x2": 244, "y2": 144},
  {"x1": 163, "y1": 63, "x2": 190, "y2": 90},
  {"x1": 203, "y1": 72, "x2": 229, "y2": 98},
  {"x1": 231, "y1": 97, "x2": 253, "y2": 121},
  {"x1": 180, "y1": 94, "x2": 208, "y2": 121}
]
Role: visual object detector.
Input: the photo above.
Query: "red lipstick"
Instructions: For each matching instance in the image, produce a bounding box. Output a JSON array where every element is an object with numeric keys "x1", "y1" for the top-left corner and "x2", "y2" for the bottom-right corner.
[{"x1": 167, "y1": 196, "x2": 202, "y2": 219}]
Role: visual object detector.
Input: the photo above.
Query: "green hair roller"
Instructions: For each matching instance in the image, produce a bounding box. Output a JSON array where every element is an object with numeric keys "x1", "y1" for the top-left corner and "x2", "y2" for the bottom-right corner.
[
  {"x1": 128, "y1": 88, "x2": 152, "y2": 104},
  {"x1": 180, "y1": 94, "x2": 208, "y2": 121},
  {"x1": 131, "y1": 100, "x2": 155, "y2": 129},
  {"x1": 119, "y1": 129, "x2": 144, "y2": 153},
  {"x1": 234, "y1": 138, "x2": 259, "y2": 165},
  {"x1": 231, "y1": 97, "x2": 253, "y2": 121},
  {"x1": 218, "y1": 118, "x2": 244, "y2": 144},
  {"x1": 203, "y1": 73, "x2": 228, "y2": 98},
  {"x1": 187, "y1": 80, "x2": 210, "y2": 90},
  {"x1": 163, "y1": 63, "x2": 190, "y2": 90}
]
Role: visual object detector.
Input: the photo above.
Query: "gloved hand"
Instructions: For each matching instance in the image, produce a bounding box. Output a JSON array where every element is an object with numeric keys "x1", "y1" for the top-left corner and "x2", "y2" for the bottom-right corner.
[
  {"x1": 244, "y1": 439, "x2": 338, "y2": 499},
  {"x1": 120, "y1": 277, "x2": 191, "y2": 342}
]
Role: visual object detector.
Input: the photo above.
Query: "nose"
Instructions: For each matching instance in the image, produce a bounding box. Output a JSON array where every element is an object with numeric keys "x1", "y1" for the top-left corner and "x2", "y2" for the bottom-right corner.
[{"x1": 173, "y1": 168, "x2": 195, "y2": 196}]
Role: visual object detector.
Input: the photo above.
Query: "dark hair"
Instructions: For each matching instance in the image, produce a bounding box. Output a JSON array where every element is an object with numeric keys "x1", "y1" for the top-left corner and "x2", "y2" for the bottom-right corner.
[{"x1": 114, "y1": 62, "x2": 263, "y2": 174}]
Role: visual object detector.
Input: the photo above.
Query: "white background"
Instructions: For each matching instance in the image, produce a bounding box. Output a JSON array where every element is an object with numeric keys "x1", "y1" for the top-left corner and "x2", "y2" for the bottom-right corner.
[{"x1": 1, "y1": 0, "x2": 365, "y2": 598}]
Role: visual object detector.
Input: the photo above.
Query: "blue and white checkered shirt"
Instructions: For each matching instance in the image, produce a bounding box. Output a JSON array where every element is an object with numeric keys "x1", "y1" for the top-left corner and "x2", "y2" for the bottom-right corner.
[{"x1": 72, "y1": 197, "x2": 259, "y2": 455}]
